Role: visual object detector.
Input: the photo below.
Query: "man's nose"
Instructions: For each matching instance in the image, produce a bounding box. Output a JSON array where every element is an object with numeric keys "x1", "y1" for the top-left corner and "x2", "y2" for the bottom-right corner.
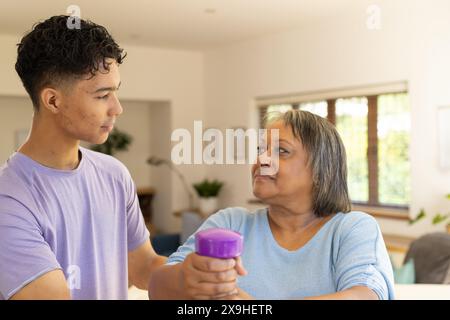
[{"x1": 109, "y1": 94, "x2": 123, "y2": 117}]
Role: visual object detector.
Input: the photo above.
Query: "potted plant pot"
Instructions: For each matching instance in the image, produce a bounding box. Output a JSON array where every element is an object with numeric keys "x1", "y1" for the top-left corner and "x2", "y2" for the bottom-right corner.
[
  {"x1": 198, "y1": 197, "x2": 219, "y2": 216},
  {"x1": 193, "y1": 179, "x2": 224, "y2": 217}
]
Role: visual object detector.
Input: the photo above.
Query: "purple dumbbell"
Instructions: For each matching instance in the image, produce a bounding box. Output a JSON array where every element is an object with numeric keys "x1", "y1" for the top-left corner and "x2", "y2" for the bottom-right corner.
[{"x1": 195, "y1": 228, "x2": 243, "y2": 259}]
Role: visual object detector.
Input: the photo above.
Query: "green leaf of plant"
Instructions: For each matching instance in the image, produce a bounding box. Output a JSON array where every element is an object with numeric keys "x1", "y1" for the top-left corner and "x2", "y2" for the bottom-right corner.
[
  {"x1": 409, "y1": 209, "x2": 426, "y2": 225},
  {"x1": 193, "y1": 179, "x2": 224, "y2": 197},
  {"x1": 432, "y1": 213, "x2": 450, "y2": 225},
  {"x1": 90, "y1": 127, "x2": 132, "y2": 156}
]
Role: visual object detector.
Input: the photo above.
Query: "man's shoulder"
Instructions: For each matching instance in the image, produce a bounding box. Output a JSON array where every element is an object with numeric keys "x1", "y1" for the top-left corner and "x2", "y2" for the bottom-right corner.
[
  {"x1": 0, "y1": 160, "x2": 29, "y2": 198},
  {"x1": 0, "y1": 163, "x2": 36, "y2": 217},
  {"x1": 81, "y1": 147, "x2": 130, "y2": 181}
]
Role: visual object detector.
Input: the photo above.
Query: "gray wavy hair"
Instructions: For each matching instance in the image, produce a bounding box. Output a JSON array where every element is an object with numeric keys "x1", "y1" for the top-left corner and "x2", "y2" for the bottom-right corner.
[{"x1": 264, "y1": 109, "x2": 351, "y2": 217}]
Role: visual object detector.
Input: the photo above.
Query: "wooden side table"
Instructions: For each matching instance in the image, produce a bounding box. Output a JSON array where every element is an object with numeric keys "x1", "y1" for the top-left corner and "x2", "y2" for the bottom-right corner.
[{"x1": 137, "y1": 187, "x2": 156, "y2": 224}]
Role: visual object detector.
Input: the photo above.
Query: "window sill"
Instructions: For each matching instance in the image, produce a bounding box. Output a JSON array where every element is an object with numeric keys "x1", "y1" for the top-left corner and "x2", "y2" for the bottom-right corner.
[{"x1": 352, "y1": 204, "x2": 410, "y2": 221}]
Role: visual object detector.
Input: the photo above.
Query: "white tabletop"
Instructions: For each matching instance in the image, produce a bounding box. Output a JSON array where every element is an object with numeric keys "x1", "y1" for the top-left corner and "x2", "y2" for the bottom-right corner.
[
  {"x1": 129, "y1": 284, "x2": 450, "y2": 300},
  {"x1": 394, "y1": 284, "x2": 450, "y2": 300}
]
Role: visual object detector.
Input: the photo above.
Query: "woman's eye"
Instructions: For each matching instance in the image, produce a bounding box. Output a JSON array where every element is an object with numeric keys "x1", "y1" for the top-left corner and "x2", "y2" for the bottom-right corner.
[
  {"x1": 97, "y1": 94, "x2": 109, "y2": 100},
  {"x1": 277, "y1": 147, "x2": 289, "y2": 154}
]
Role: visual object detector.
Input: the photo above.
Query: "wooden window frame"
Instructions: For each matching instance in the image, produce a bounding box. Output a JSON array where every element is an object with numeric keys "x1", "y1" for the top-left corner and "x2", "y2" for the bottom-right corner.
[{"x1": 367, "y1": 95, "x2": 379, "y2": 206}]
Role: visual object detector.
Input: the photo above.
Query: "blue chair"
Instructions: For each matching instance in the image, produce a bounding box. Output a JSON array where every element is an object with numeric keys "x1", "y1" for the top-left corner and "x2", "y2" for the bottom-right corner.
[{"x1": 150, "y1": 233, "x2": 180, "y2": 257}]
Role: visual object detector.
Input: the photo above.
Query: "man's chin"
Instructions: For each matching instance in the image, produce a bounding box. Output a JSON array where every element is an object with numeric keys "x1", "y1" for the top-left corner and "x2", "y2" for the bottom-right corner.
[{"x1": 87, "y1": 135, "x2": 108, "y2": 145}]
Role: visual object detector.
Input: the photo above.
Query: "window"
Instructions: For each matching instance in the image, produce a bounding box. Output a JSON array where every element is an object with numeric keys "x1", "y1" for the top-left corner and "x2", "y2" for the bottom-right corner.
[
  {"x1": 377, "y1": 94, "x2": 411, "y2": 206},
  {"x1": 299, "y1": 101, "x2": 328, "y2": 118},
  {"x1": 267, "y1": 104, "x2": 293, "y2": 113},
  {"x1": 259, "y1": 91, "x2": 411, "y2": 210},
  {"x1": 335, "y1": 97, "x2": 369, "y2": 203}
]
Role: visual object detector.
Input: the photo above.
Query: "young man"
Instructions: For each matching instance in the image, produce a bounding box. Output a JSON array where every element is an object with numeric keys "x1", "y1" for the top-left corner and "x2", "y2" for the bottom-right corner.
[{"x1": 0, "y1": 15, "x2": 167, "y2": 299}]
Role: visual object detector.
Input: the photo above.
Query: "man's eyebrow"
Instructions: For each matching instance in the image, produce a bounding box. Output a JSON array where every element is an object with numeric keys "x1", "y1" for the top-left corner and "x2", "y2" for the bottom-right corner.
[{"x1": 92, "y1": 81, "x2": 121, "y2": 93}]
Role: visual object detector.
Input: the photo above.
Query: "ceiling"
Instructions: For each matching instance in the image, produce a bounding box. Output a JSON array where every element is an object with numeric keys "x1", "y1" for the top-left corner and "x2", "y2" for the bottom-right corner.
[{"x1": 0, "y1": 0, "x2": 364, "y2": 50}]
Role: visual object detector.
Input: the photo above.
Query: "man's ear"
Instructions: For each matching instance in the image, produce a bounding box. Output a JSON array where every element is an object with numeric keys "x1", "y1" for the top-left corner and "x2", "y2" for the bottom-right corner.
[{"x1": 40, "y1": 87, "x2": 63, "y2": 114}]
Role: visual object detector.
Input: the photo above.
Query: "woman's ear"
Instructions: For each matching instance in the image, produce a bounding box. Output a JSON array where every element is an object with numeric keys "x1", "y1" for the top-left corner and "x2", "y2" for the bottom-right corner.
[{"x1": 40, "y1": 87, "x2": 62, "y2": 114}]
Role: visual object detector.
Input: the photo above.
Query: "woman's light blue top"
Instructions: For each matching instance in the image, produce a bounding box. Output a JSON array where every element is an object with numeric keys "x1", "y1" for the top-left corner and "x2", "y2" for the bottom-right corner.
[{"x1": 167, "y1": 207, "x2": 395, "y2": 300}]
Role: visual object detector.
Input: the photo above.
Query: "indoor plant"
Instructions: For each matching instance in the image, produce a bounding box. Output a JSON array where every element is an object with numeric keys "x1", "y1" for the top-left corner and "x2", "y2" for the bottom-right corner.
[
  {"x1": 193, "y1": 179, "x2": 224, "y2": 216},
  {"x1": 91, "y1": 127, "x2": 132, "y2": 156},
  {"x1": 409, "y1": 194, "x2": 450, "y2": 233}
]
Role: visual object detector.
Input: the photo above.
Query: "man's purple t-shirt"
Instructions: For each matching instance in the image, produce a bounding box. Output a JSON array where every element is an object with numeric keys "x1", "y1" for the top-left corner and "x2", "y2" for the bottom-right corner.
[{"x1": 0, "y1": 147, "x2": 150, "y2": 299}]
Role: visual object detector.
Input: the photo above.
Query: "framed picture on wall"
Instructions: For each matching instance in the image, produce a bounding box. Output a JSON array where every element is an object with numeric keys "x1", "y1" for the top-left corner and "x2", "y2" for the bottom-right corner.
[
  {"x1": 438, "y1": 106, "x2": 450, "y2": 169},
  {"x1": 15, "y1": 129, "x2": 29, "y2": 150}
]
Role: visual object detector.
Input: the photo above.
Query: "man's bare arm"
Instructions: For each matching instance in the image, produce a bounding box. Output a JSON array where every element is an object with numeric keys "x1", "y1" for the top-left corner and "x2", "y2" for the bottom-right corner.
[
  {"x1": 128, "y1": 239, "x2": 167, "y2": 290},
  {"x1": 10, "y1": 269, "x2": 71, "y2": 300}
]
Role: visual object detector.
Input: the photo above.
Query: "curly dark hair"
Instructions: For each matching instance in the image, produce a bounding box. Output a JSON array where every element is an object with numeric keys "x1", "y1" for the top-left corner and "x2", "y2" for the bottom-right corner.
[{"x1": 15, "y1": 15, "x2": 126, "y2": 110}]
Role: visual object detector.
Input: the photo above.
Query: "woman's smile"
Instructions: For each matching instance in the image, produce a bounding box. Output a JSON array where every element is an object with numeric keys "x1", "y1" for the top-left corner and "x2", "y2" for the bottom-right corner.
[{"x1": 253, "y1": 174, "x2": 276, "y2": 181}]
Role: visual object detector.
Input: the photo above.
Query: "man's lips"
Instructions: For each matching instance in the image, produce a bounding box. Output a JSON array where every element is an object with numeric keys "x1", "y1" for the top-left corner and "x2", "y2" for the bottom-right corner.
[{"x1": 101, "y1": 124, "x2": 114, "y2": 131}]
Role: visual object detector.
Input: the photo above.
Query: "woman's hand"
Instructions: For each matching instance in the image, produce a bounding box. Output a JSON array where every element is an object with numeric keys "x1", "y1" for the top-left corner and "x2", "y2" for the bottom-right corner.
[{"x1": 180, "y1": 253, "x2": 246, "y2": 299}]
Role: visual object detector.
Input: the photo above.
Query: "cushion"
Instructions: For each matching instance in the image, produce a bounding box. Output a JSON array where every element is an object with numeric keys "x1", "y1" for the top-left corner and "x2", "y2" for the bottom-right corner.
[
  {"x1": 404, "y1": 232, "x2": 450, "y2": 284},
  {"x1": 392, "y1": 257, "x2": 415, "y2": 284}
]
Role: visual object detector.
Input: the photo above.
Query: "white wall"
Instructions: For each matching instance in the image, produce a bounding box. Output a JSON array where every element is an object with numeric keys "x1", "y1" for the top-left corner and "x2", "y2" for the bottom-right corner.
[
  {"x1": 118, "y1": 44, "x2": 206, "y2": 233},
  {"x1": 0, "y1": 34, "x2": 205, "y2": 234},
  {"x1": 148, "y1": 101, "x2": 173, "y2": 233},
  {"x1": 407, "y1": 0, "x2": 450, "y2": 235},
  {"x1": 111, "y1": 100, "x2": 153, "y2": 189},
  {"x1": 203, "y1": 0, "x2": 450, "y2": 237},
  {"x1": 0, "y1": 96, "x2": 33, "y2": 163},
  {"x1": 0, "y1": 34, "x2": 24, "y2": 97}
]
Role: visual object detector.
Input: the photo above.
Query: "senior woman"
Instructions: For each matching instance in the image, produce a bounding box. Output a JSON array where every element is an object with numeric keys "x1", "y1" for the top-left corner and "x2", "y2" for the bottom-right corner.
[{"x1": 149, "y1": 110, "x2": 395, "y2": 300}]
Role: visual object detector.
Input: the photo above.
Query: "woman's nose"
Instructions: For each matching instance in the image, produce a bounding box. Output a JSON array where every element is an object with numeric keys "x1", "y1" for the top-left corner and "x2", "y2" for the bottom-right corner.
[
  {"x1": 258, "y1": 151, "x2": 272, "y2": 166},
  {"x1": 257, "y1": 148, "x2": 279, "y2": 175}
]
